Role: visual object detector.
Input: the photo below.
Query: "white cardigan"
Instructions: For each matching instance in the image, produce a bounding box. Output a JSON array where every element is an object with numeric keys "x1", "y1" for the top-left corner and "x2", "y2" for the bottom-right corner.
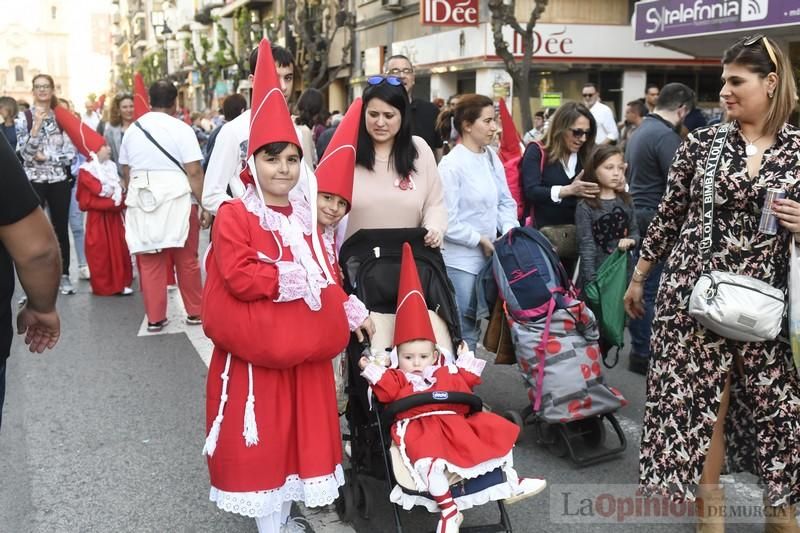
[{"x1": 125, "y1": 169, "x2": 192, "y2": 254}]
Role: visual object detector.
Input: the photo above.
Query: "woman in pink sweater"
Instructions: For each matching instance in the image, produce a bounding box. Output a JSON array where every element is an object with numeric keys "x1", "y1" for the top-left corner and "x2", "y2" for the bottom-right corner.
[{"x1": 344, "y1": 77, "x2": 448, "y2": 245}]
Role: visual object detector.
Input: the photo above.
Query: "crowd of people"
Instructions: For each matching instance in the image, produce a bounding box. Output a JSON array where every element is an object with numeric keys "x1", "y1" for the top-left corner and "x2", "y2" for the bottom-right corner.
[{"x1": 2, "y1": 33, "x2": 800, "y2": 533}]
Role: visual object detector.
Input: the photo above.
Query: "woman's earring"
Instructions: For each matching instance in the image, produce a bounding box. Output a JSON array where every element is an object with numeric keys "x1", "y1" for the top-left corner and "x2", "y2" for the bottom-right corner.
[{"x1": 768, "y1": 91, "x2": 775, "y2": 98}]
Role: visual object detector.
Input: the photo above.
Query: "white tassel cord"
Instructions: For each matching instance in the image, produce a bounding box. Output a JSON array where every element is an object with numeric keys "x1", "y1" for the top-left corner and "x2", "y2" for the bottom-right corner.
[
  {"x1": 304, "y1": 164, "x2": 335, "y2": 284},
  {"x1": 243, "y1": 362, "x2": 259, "y2": 446},
  {"x1": 203, "y1": 354, "x2": 233, "y2": 457}
]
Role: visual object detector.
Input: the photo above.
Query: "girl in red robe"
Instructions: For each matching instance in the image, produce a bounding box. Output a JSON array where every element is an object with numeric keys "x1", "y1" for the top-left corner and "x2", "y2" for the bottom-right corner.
[
  {"x1": 359, "y1": 243, "x2": 546, "y2": 533},
  {"x1": 200, "y1": 40, "x2": 365, "y2": 533},
  {"x1": 54, "y1": 106, "x2": 133, "y2": 296}
]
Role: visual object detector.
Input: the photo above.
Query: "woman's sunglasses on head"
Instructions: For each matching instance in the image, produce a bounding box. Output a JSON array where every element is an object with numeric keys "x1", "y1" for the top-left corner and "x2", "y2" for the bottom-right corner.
[
  {"x1": 742, "y1": 34, "x2": 778, "y2": 72},
  {"x1": 367, "y1": 76, "x2": 403, "y2": 87}
]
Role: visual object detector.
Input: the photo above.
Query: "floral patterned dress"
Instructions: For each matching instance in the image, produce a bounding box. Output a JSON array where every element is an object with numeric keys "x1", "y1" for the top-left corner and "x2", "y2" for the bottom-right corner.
[{"x1": 638, "y1": 121, "x2": 800, "y2": 507}]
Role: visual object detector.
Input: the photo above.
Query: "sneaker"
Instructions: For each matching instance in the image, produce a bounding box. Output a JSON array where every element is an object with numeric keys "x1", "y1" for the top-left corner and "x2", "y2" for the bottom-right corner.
[
  {"x1": 281, "y1": 516, "x2": 310, "y2": 532},
  {"x1": 119, "y1": 287, "x2": 134, "y2": 296},
  {"x1": 185, "y1": 315, "x2": 202, "y2": 325},
  {"x1": 628, "y1": 353, "x2": 649, "y2": 376},
  {"x1": 59, "y1": 275, "x2": 76, "y2": 295},
  {"x1": 147, "y1": 318, "x2": 169, "y2": 332},
  {"x1": 505, "y1": 477, "x2": 547, "y2": 505},
  {"x1": 78, "y1": 265, "x2": 91, "y2": 280}
]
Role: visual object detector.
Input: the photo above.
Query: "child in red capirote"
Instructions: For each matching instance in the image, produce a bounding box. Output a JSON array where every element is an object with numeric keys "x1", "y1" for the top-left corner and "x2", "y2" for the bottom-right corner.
[
  {"x1": 200, "y1": 39, "x2": 370, "y2": 533},
  {"x1": 359, "y1": 243, "x2": 546, "y2": 533},
  {"x1": 54, "y1": 105, "x2": 133, "y2": 296}
]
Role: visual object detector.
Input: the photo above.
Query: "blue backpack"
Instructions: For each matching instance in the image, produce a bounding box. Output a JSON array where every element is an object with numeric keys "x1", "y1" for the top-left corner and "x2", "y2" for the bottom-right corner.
[{"x1": 492, "y1": 226, "x2": 577, "y2": 323}]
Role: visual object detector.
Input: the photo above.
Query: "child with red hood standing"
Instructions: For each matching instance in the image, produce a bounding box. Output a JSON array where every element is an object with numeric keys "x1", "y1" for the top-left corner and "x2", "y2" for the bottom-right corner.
[
  {"x1": 54, "y1": 106, "x2": 133, "y2": 296},
  {"x1": 201, "y1": 39, "x2": 368, "y2": 533}
]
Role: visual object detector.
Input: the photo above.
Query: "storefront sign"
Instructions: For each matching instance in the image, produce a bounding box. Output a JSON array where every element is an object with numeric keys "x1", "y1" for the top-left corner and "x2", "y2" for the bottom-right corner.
[
  {"x1": 541, "y1": 92, "x2": 562, "y2": 107},
  {"x1": 634, "y1": 0, "x2": 800, "y2": 41},
  {"x1": 421, "y1": 0, "x2": 480, "y2": 27}
]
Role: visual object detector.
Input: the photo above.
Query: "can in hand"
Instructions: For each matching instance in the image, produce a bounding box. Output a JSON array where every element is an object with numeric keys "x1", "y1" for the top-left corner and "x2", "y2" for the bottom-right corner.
[{"x1": 759, "y1": 188, "x2": 786, "y2": 235}]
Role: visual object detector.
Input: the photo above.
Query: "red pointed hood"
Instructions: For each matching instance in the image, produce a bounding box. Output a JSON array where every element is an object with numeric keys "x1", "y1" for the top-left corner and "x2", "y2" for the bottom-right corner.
[
  {"x1": 498, "y1": 98, "x2": 522, "y2": 163},
  {"x1": 96, "y1": 94, "x2": 106, "y2": 113},
  {"x1": 315, "y1": 98, "x2": 362, "y2": 212},
  {"x1": 240, "y1": 38, "x2": 301, "y2": 188},
  {"x1": 393, "y1": 243, "x2": 436, "y2": 347},
  {"x1": 54, "y1": 105, "x2": 105, "y2": 158},
  {"x1": 133, "y1": 72, "x2": 150, "y2": 120}
]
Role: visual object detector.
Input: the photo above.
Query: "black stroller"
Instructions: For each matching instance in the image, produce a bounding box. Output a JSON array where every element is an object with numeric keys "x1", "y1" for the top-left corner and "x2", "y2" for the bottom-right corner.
[{"x1": 336, "y1": 228, "x2": 516, "y2": 533}]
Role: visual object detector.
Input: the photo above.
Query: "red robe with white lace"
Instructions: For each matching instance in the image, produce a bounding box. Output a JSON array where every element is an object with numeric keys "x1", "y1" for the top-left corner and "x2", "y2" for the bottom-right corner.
[
  {"x1": 75, "y1": 168, "x2": 133, "y2": 295},
  {"x1": 201, "y1": 192, "x2": 351, "y2": 513},
  {"x1": 363, "y1": 352, "x2": 519, "y2": 482}
]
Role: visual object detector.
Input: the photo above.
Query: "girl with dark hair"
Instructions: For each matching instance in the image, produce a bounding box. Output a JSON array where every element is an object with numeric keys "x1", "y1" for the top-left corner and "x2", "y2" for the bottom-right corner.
[
  {"x1": 520, "y1": 101, "x2": 598, "y2": 273},
  {"x1": 15, "y1": 73, "x2": 77, "y2": 295},
  {"x1": 103, "y1": 94, "x2": 134, "y2": 172},
  {"x1": 575, "y1": 145, "x2": 638, "y2": 284},
  {"x1": 345, "y1": 77, "x2": 447, "y2": 247},
  {"x1": 438, "y1": 94, "x2": 518, "y2": 350},
  {"x1": 624, "y1": 35, "x2": 800, "y2": 530}
]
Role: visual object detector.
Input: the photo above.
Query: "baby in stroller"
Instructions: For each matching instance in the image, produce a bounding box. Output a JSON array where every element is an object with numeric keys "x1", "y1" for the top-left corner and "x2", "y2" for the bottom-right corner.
[{"x1": 358, "y1": 243, "x2": 546, "y2": 533}]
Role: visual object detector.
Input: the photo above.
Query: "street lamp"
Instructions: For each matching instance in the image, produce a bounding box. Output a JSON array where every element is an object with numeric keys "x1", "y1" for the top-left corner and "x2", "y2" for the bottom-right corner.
[{"x1": 151, "y1": 10, "x2": 173, "y2": 77}]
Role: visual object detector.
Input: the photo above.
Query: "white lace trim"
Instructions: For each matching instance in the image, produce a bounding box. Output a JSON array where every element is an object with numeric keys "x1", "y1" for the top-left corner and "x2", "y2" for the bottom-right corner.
[
  {"x1": 275, "y1": 261, "x2": 313, "y2": 306},
  {"x1": 344, "y1": 295, "x2": 369, "y2": 332},
  {"x1": 241, "y1": 185, "x2": 328, "y2": 311},
  {"x1": 411, "y1": 450, "x2": 515, "y2": 487},
  {"x1": 322, "y1": 225, "x2": 337, "y2": 274},
  {"x1": 389, "y1": 464, "x2": 521, "y2": 512},
  {"x1": 361, "y1": 362, "x2": 387, "y2": 384},
  {"x1": 82, "y1": 156, "x2": 123, "y2": 206},
  {"x1": 454, "y1": 349, "x2": 486, "y2": 377},
  {"x1": 209, "y1": 464, "x2": 345, "y2": 518}
]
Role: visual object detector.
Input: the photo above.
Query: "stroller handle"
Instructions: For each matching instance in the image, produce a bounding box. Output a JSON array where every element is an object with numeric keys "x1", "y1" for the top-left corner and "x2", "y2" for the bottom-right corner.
[{"x1": 380, "y1": 391, "x2": 483, "y2": 426}]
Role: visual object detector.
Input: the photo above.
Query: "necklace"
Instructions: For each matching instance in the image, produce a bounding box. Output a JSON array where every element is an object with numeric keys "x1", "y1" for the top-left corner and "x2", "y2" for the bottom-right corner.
[{"x1": 740, "y1": 130, "x2": 765, "y2": 157}]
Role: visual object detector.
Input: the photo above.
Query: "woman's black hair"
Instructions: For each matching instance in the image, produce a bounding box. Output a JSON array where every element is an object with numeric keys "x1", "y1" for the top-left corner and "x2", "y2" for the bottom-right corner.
[
  {"x1": 253, "y1": 141, "x2": 302, "y2": 159},
  {"x1": 294, "y1": 88, "x2": 324, "y2": 128},
  {"x1": 356, "y1": 82, "x2": 417, "y2": 178}
]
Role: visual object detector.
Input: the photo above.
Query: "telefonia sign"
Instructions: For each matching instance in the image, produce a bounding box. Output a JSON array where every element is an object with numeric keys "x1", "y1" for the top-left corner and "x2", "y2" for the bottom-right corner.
[{"x1": 635, "y1": 0, "x2": 800, "y2": 41}]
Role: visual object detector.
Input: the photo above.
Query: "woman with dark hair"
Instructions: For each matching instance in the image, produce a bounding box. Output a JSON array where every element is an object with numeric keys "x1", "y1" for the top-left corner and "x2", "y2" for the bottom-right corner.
[
  {"x1": 437, "y1": 94, "x2": 518, "y2": 350},
  {"x1": 294, "y1": 87, "x2": 324, "y2": 167},
  {"x1": 103, "y1": 94, "x2": 134, "y2": 172},
  {"x1": 624, "y1": 35, "x2": 800, "y2": 530},
  {"x1": 345, "y1": 77, "x2": 447, "y2": 247},
  {"x1": 520, "y1": 101, "x2": 598, "y2": 273},
  {"x1": 15, "y1": 73, "x2": 77, "y2": 295}
]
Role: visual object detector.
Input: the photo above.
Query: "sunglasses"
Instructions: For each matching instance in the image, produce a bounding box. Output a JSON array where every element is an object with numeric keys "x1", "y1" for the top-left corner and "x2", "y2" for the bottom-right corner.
[
  {"x1": 569, "y1": 128, "x2": 590, "y2": 138},
  {"x1": 367, "y1": 76, "x2": 403, "y2": 87},
  {"x1": 742, "y1": 34, "x2": 778, "y2": 73}
]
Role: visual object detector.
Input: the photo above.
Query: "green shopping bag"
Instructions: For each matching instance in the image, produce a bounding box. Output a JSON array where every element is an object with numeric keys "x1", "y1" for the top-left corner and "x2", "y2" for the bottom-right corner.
[{"x1": 584, "y1": 249, "x2": 629, "y2": 352}]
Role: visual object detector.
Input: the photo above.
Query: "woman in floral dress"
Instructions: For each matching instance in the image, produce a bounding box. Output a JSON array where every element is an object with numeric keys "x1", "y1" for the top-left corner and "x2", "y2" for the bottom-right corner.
[{"x1": 624, "y1": 36, "x2": 800, "y2": 532}]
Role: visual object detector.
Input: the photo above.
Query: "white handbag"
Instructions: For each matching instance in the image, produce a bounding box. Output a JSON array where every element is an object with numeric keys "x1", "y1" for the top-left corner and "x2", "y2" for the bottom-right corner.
[{"x1": 687, "y1": 124, "x2": 785, "y2": 342}]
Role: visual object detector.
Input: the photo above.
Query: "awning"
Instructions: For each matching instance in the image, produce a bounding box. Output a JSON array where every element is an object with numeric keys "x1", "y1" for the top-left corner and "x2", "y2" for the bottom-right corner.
[{"x1": 634, "y1": 0, "x2": 800, "y2": 57}]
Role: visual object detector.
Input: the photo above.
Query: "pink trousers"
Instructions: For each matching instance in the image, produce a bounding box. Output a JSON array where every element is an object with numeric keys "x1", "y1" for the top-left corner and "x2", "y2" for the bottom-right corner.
[{"x1": 137, "y1": 205, "x2": 202, "y2": 323}]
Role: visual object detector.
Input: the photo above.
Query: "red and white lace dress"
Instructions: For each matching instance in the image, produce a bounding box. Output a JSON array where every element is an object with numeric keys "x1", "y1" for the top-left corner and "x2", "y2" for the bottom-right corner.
[{"x1": 201, "y1": 186, "x2": 365, "y2": 517}]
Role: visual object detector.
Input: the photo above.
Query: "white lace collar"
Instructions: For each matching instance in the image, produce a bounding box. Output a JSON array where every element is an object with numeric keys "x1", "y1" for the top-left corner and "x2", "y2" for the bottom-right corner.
[
  {"x1": 402, "y1": 365, "x2": 439, "y2": 392},
  {"x1": 240, "y1": 184, "x2": 330, "y2": 309},
  {"x1": 81, "y1": 155, "x2": 123, "y2": 205}
]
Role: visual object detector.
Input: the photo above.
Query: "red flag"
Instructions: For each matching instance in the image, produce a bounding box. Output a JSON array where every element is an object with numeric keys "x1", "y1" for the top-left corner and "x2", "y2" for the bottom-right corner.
[
  {"x1": 96, "y1": 94, "x2": 106, "y2": 113},
  {"x1": 133, "y1": 72, "x2": 150, "y2": 119}
]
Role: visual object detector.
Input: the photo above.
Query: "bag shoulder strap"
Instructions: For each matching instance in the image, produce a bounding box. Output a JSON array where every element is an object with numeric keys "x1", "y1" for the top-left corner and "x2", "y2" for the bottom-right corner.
[
  {"x1": 134, "y1": 120, "x2": 187, "y2": 175},
  {"x1": 24, "y1": 109, "x2": 32, "y2": 132},
  {"x1": 700, "y1": 124, "x2": 729, "y2": 260}
]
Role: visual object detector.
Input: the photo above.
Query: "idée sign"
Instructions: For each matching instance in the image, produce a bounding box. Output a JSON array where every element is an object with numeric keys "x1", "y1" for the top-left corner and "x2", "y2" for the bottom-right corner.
[{"x1": 421, "y1": 0, "x2": 480, "y2": 27}]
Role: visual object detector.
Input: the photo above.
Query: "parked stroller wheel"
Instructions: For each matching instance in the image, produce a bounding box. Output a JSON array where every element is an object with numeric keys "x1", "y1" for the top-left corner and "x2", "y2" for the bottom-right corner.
[
  {"x1": 535, "y1": 421, "x2": 568, "y2": 457},
  {"x1": 335, "y1": 477, "x2": 357, "y2": 523},
  {"x1": 502, "y1": 410, "x2": 525, "y2": 442},
  {"x1": 577, "y1": 417, "x2": 606, "y2": 448}
]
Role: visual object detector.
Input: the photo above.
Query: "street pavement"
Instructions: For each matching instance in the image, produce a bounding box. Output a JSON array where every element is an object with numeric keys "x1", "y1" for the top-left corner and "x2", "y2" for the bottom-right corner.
[{"x1": 0, "y1": 233, "x2": 770, "y2": 532}]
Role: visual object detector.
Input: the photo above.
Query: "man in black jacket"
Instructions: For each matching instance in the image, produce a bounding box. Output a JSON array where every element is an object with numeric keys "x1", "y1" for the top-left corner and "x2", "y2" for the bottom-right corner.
[
  {"x1": 624, "y1": 82, "x2": 694, "y2": 375},
  {"x1": 0, "y1": 134, "x2": 62, "y2": 430},
  {"x1": 384, "y1": 54, "x2": 444, "y2": 161}
]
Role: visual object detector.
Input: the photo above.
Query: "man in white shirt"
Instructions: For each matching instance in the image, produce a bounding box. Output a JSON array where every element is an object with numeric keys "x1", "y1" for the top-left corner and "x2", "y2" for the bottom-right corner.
[
  {"x1": 202, "y1": 44, "x2": 298, "y2": 215},
  {"x1": 82, "y1": 99, "x2": 101, "y2": 131},
  {"x1": 120, "y1": 80, "x2": 210, "y2": 332},
  {"x1": 581, "y1": 83, "x2": 619, "y2": 145}
]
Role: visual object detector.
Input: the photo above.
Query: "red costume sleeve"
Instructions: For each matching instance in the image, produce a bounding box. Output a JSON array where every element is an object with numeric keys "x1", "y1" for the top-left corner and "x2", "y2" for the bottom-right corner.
[
  {"x1": 455, "y1": 368, "x2": 481, "y2": 390},
  {"x1": 371, "y1": 369, "x2": 410, "y2": 404},
  {"x1": 76, "y1": 169, "x2": 121, "y2": 211},
  {"x1": 211, "y1": 202, "x2": 280, "y2": 302}
]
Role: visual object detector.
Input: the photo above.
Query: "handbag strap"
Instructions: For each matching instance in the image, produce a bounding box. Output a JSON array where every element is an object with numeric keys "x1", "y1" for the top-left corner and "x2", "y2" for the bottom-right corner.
[
  {"x1": 134, "y1": 120, "x2": 187, "y2": 175},
  {"x1": 700, "y1": 124, "x2": 730, "y2": 261}
]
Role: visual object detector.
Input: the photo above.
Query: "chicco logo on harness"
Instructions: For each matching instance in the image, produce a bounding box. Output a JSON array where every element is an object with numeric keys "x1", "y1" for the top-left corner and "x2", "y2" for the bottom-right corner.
[{"x1": 432, "y1": 391, "x2": 449, "y2": 400}]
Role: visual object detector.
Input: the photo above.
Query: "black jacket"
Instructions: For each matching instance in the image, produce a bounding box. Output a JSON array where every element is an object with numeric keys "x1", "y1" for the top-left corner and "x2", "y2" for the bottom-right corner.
[{"x1": 521, "y1": 145, "x2": 583, "y2": 227}]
